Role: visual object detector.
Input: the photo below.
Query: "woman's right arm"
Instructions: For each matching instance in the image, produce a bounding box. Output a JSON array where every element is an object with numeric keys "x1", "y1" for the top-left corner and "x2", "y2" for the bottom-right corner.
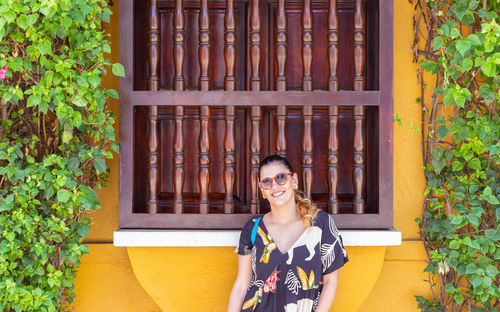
[{"x1": 227, "y1": 254, "x2": 252, "y2": 312}]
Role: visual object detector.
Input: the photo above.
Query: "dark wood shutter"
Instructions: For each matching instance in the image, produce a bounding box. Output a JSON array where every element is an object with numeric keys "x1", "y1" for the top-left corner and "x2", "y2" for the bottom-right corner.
[{"x1": 119, "y1": 0, "x2": 393, "y2": 229}]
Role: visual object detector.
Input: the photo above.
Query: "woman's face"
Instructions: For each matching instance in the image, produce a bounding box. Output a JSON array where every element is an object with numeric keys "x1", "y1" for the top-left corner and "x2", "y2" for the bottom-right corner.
[{"x1": 259, "y1": 162, "x2": 298, "y2": 208}]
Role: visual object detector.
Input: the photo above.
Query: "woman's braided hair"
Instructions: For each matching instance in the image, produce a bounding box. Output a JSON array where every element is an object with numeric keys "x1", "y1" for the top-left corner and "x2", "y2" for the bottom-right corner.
[{"x1": 258, "y1": 155, "x2": 319, "y2": 228}]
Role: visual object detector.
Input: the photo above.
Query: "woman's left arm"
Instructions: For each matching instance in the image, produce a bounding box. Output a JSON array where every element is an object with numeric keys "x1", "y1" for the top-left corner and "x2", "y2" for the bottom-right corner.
[{"x1": 314, "y1": 269, "x2": 340, "y2": 312}]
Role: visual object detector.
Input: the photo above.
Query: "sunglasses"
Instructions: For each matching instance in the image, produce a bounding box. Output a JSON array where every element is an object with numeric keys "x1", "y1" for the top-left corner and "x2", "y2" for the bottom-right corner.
[{"x1": 259, "y1": 173, "x2": 293, "y2": 190}]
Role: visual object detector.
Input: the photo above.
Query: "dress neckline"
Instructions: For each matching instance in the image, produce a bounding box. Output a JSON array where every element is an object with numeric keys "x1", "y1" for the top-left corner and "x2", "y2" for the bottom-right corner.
[{"x1": 260, "y1": 218, "x2": 308, "y2": 256}]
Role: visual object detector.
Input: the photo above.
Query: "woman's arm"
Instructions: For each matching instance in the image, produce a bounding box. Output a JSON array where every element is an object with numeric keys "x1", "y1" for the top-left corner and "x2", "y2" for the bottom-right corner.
[
  {"x1": 227, "y1": 254, "x2": 252, "y2": 312},
  {"x1": 314, "y1": 269, "x2": 340, "y2": 312}
]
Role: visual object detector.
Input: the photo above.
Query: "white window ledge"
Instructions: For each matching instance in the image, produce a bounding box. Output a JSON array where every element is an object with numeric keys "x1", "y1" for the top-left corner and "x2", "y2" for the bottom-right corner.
[{"x1": 113, "y1": 229, "x2": 401, "y2": 247}]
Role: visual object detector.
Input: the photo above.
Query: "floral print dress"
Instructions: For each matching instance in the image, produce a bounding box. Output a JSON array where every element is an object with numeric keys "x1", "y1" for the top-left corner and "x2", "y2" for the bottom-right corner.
[{"x1": 235, "y1": 210, "x2": 348, "y2": 312}]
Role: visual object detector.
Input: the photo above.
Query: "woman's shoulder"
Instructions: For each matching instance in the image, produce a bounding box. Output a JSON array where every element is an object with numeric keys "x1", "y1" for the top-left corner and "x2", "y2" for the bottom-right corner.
[
  {"x1": 314, "y1": 209, "x2": 334, "y2": 227},
  {"x1": 241, "y1": 216, "x2": 263, "y2": 233}
]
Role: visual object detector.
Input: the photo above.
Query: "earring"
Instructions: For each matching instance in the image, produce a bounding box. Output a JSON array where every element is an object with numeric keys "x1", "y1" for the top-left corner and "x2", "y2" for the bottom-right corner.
[
  {"x1": 262, "y1": 194, "x2": 267, "y2": 199},
  {"x1": 294, "y1": 185, "x2": 298, "y2": 190}
]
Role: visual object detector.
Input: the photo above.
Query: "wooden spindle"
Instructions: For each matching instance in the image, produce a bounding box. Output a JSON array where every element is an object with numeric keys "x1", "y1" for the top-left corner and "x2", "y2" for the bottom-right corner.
[
  {"x1": 275, "y1": 0, "x2": 287, "y2": 158},
  {"x1": 249, "y1": 0, "x2": 261, "y2": 91},
  {"x1": 328, "y1": 0, "x2": 339, "y2": 91},
  {"x1": 353, "y1": 0, "x2": 365, "y2": 91},
  {"x1": 173, "y1": 0, "x2": 185, "y2": 90},
  {"x1": 353, "y1": 0, "x2": 365, "y2": 213},
  {"x1": 224, "y1": 0, "x2": 236, "y2": 91},
  {"x1": 249, "y1": 0, "x2": 261, "y2": 213},
  {"x1": 223, "y1": 0, "x2": 236, "y2": 213},
  {"x1": 302, "y1": 106, "x2": 313, "y2": 199},
  {"x1": 198, "y1": 0, "x2": 210, "y2": 91},
  {"x1": 353, "y1": 105, "x2": 364, "y2": 213},
  {"x1": 173, "y1": 106, "x2": 185, "y2": 213},
  {"x1": 172, "y1": 0, "x2": 185, "y2": 213},
  {"x1": 300, "y1": 0, "x2": 313, "y2": 199},
  {"x1": 223, "y1": 106, "x2": 236, "y2": 213},
  {"x1": 250, "y1": 106, "x2": 261, "y2": 214},
  {"x1": 146, "y1": 0, "x2": 159, "y2": 214},
  {"x1": 302, "y1": 0, "x2": 313, "y2": 91},
  {"x1": 327, "y1": 106, "x2": 339, "y2": 213},
  {"x1": 276, "y1": 0, "x2": 287, "y2": 91},
  {"x1": 276, "y1": 106, "x2": 287, "y2": 157},
  {"x1": 198, "y1": 0, "x2": 210, "y2": 213},
  {"x1": 198, "y1": 106, "x2": 210, "y2": 213},
  {"x1": 327, "y1": 0, "x2": 339, "y2": 213}
]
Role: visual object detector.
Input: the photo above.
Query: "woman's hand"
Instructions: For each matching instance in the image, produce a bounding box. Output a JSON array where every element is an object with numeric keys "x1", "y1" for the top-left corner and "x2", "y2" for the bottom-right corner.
[
  {"x1": 314, "y1": 269, "x2": 340, "y2": 312},
  {"x1": 227, "y1": 254, "x2": 253, "y2": 312}
]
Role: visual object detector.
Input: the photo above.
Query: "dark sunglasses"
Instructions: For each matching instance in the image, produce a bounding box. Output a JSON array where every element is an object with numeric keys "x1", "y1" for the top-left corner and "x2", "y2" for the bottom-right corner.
[{"x1": 259, "y1": 173, "x2": 292, "y2": 190}]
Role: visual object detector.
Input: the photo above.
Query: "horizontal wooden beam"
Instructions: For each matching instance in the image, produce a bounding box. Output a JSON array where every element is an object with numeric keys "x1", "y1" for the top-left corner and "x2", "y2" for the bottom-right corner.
[
  {"x1": 119, "y1": 211, "x2": 393, "y2": 229},
  {"x1": 129, "y1": 90, "x2": 380, "y2": 107}
]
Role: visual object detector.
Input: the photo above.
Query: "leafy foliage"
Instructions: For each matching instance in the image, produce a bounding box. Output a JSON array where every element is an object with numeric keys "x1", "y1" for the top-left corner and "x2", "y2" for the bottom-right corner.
[
  {"x1": 412, "y1": 0, "x2": 499, "y2": 311},
  {"x1": 0, "y1": 0, "x2": 119, "y2": 310}
]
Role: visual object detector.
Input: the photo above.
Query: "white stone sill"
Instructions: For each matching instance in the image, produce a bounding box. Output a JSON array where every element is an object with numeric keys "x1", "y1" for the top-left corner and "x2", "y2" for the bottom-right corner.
[{"x1": 113, "y1": 229, "x2": 401, "y2": 247}]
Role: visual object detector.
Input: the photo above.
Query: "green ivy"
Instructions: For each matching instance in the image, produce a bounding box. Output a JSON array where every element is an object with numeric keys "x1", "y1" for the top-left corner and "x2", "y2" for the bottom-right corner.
[
  {"x1": 412, "y1": 0, "x2": 499, "y2": 311},
  {"x1": 0, "y1": 0, "x2": 120, "y2": 311}
]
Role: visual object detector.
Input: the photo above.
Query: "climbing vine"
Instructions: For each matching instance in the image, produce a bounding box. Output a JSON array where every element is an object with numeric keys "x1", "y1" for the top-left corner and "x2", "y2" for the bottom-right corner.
[
  {"x1": 0, "y1": 0, "x2": 121, "y2": 311},
  {"x1": 412, "y1": 0, "x2": 499, "y2": 311}
]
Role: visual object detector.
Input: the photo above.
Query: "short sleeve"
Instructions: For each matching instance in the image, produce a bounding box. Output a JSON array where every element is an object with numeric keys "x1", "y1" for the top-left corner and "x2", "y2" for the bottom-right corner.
[
  {"x1": 234, "y1": 218, "x2": 256, "y2": 255},
  {"x1": 319, "y1": 211, "x2": 349, "y2": 275}
]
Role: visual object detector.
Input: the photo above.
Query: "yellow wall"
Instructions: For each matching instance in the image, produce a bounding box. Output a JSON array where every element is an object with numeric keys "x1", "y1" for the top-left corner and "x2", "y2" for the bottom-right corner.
[{"x1": 73, "y1": 1, "x2": 433, "y2": 311}]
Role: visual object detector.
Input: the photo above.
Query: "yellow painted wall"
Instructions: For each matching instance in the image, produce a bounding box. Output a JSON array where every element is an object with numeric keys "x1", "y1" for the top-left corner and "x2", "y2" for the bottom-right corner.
[{"x1": 73, "y1": 1, "x2": 434, "y2": 311}]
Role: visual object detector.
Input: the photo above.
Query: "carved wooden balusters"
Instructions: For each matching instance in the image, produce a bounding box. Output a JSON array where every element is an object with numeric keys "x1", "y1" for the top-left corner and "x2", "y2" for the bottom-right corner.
[
  {"x1": 302, "y1": 0, "x2": 313, "y2": 91},
  {"x1": 276, "y1": 0, "x2": 287, "y2": 91},
  {"x1": 249, "y1": 0, "x2": 262, "y2": 91},
  {"x1": 223, "y1": 0, "x2": 236, "y2": 213},
  {"x1": 172, "y1": 0, "x2": 185, "y2": 213},
  {"x1": 173, "y1": 106, "x2": 185, "y2": 214},
  {"x1": 173, "y1": 0, "x2": 185, "y2": 91},
  {"x1": 353, "y1": 0, "x2": 366, "y2": 214},
  {"x1": 198, "y1": 0, "x2": 210, "y2": 213},
  {"x1": 250, "y1": 107, "x2": 261, "y2": 214},
  {"x1": 198, "y1": 105, "x2": 211, "y2": 214},
  {"x1": 301, "y1": 0, "x2": 313, "y2": 199},
  {"x1": 275, "y1": 0, "x2": 287, "y2": 158},
  {"x1": 328, "y1": 0, "x2": 339, "y2": 91},
  {"x1": 198, "y1": 0, "x2": 210, "y2": 91},
  {"x1": 146, "y1": 0, "x2": 159, "y2": 214},
  {"x1": 327, "y1": 106, "x2": 339, "y2": 213},
  {"x1": 327, "y1": 0, "x2": 339, "y2": 214},
  {"x1": 249, "y1": 0, "x2": 262, "y2": 213}
]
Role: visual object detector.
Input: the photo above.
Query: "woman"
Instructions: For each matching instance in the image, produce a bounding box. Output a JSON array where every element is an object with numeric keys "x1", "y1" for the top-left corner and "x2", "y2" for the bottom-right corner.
[{"x1": 228, "y1": 155, "x2": 348, "y2": 312}]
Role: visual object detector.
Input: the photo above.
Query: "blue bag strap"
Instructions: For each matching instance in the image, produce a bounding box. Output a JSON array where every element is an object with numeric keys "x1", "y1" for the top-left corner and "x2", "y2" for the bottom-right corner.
[{"x1": 251, "y1": 217, "x2": 262, "y2": 245}]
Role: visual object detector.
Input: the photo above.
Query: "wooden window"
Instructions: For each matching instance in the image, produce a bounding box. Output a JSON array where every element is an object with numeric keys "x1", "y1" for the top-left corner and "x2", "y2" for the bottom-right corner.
[{"x1": 119, "y1": 0, "x2": 393, "y2": 229}]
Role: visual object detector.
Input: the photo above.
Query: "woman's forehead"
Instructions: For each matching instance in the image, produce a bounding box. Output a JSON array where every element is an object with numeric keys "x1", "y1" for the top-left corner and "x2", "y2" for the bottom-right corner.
[{"x1": 260, "y1": 162, "x2": 290, "y2": 177}]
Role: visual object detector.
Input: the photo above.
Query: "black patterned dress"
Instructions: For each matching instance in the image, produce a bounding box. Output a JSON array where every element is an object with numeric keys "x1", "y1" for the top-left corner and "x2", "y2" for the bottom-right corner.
[{"x1": 235, "y1": 210, "x2": 348, "y2": 312}]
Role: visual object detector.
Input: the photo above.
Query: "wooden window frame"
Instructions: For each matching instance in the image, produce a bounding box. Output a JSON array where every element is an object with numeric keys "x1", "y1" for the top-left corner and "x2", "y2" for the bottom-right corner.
[{"x1": 118, "y1": 0, "x2": 393, "y2": 229}]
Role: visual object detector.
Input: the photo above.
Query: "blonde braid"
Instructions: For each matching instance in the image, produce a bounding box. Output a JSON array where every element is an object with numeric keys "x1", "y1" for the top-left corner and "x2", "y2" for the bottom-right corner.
[{"x1": 294, "y1": 189, "x2": 319, "y2": 228}]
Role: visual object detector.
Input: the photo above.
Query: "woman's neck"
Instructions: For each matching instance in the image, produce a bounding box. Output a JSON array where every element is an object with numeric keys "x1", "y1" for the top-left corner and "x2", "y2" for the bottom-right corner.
[{"x1": 267, "y1": 202, "x2": 300, "y2": 225}]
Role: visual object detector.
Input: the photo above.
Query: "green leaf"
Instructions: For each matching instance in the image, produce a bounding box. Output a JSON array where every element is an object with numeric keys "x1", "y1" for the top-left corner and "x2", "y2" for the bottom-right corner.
[
  {"x1": 433, "y1": 36, "x2": 444, "y2": 50},
  {"x1": 457, "y1": 127, "x2": 470, "y2": 140},
  {"x1": 481, "y1": 59, "x2": 497, "y2": 77},
  {"x1": 94, "y1": 158, "x2": 106, "y2": 173},
  {"x1": 107, "y1": 89, "x2": 119, "y2": 99},
  {"x1": 449, "y1": 28, "x2": 460, "y2": 39},
  {"x1": 453, "y1": 92, "x2": 466, "y2": 108},
  {"x1": 461, "y1": 58, "x2": 473, "y2": 72},
  {"x1": 467, "y1": 34, "x2": 482, "y2": 46},
  {"x1": 56, "y1": 189, "x2": 72, "y2": 203},
  {"x1": 112, "y1": 63, "x2": 125, "y2": 77},
  {"x1": 72, "y1": 95, "x2": 87, "y2": 107},
  {"x1": 449, "y1": 240, "x2": 460, "y2": 249},
  {"x1": 437, "y1": 125, "x2": 449, "y2": 139},
  {"x1": 452, "y1": 161, "x2": 463, "y2": 171},
  {"x1": 478, "y1": 84, "x2": 495, "y2": 104}
]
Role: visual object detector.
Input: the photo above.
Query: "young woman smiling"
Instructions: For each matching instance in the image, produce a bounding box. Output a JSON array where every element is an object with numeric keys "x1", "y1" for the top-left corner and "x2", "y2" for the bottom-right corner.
[{"x1": 228, "y1": 155, "x2": 348, "y2": 312}]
